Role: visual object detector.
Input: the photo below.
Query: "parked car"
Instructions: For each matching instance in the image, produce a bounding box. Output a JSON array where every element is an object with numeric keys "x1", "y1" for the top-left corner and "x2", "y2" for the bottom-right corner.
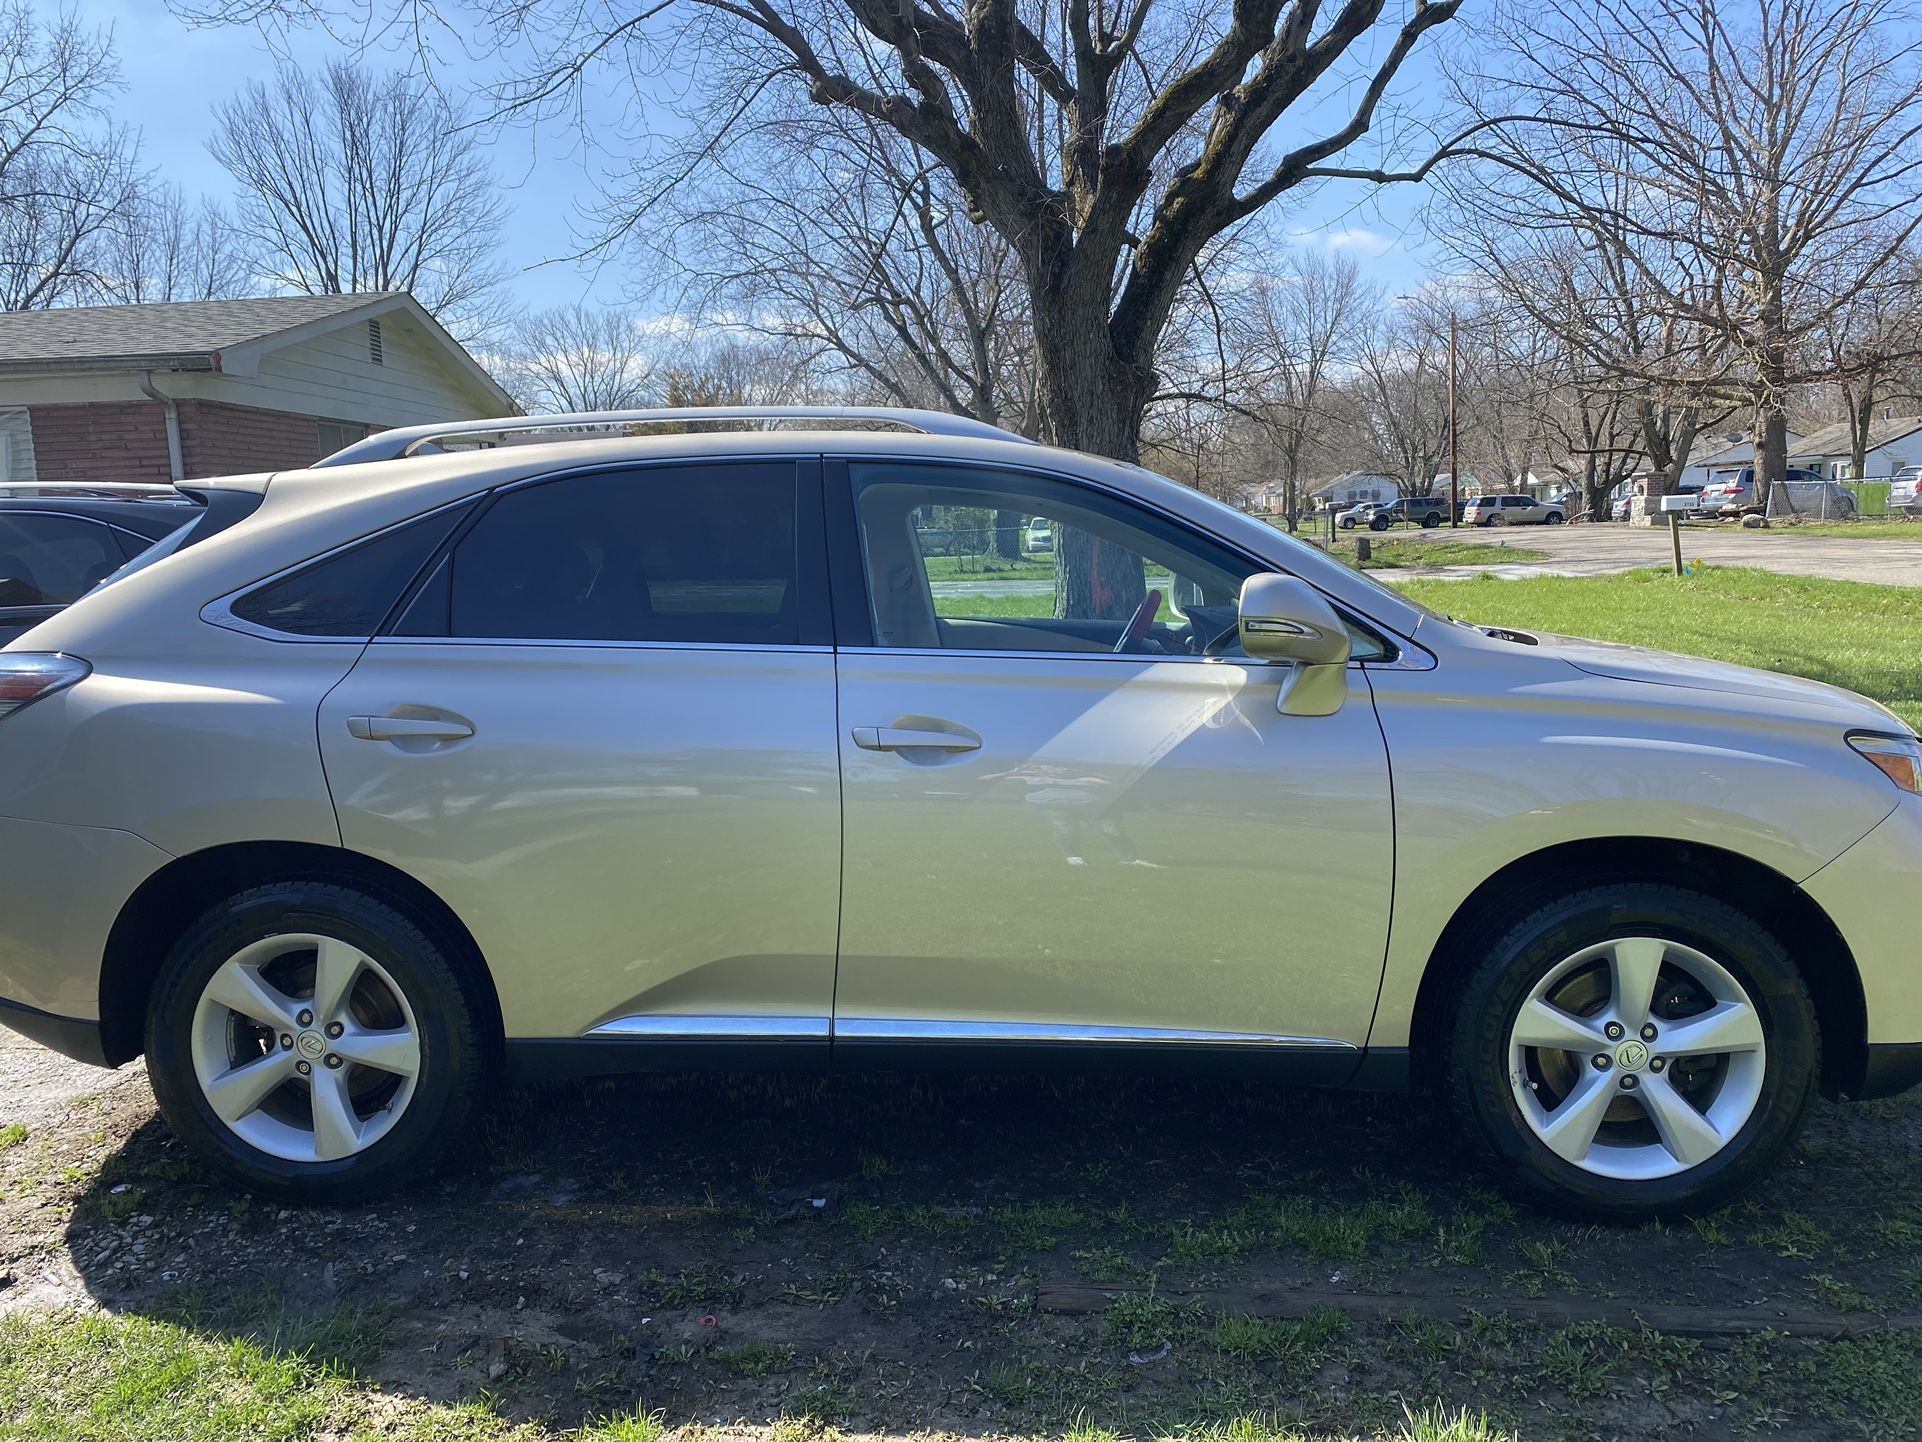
[
  {"x1": 1368, "y1": 496, "x2": 1448, "y2": 530},
  {"x1": 1462, "y1": 494, "x2": 1565, "y2": 526},
  {"x1": 1699, "y1": 467, "x2": 1828, "y2": 516},
  {"x1": 2, "y1": 404, "x2": 1918, "y2": 1219},
  {"x1": 0, "y1": 487, "x2": 199, "y2": 644},
  {"x1": 1891, "y1": 466, "x2": 1922, "y2": 517},
  {"x1": 1023, "y1": 518, "x2": 1054, "y2": 553},
  {"x1": 1334, "y1": 500, "x2": 1384, "y2": 529}
]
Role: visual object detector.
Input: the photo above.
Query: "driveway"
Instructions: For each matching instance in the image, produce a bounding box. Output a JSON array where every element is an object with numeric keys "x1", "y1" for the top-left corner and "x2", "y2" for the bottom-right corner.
[{"x1": 1385, "y1": 523, "x2": 1922, "y2": 586}]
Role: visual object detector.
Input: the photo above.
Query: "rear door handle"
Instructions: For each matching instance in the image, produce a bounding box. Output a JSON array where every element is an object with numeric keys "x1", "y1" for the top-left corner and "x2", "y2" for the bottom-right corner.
[
  {"x1": 348, "y1": 715, "x2": 475, "y2": 742},
  {"x1": 851, "y1": 727, "x2": 981, "y2": 753}
]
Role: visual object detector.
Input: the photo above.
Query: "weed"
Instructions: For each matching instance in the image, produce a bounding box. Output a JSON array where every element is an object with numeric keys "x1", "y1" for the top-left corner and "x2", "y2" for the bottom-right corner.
[
  {"x1": 1800, "y1": 1332, "x2": 1922, "y2": 1428},
  {"x1": 713, "y1": 1341, "x2": 796, "y2": 1378},
  {"x1": 1752, "y1": 1211, "x2": 1831, "y2": 1260},
  {"x1": 1071, "y1": 1245, "x2": 1146, "y2": 1283},
  {"x1": 1209, "y1": 1306, "x2": 1350, "y2": 1374},
  {"x1": 1540, "y1": 1321, "x2": 1623, "y2": 1400},
  {"x1": 0, "y1": 1123, "x2": 26, "y2": 1153},
  {"x1": 1811, "y1": 1273, "x2": 1875, "y2": 1313}
]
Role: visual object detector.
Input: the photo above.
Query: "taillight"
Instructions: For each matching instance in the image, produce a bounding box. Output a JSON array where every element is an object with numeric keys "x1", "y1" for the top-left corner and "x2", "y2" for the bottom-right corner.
[{"x1": 0, "y1": 654, "x2": 91, "y2": 720}]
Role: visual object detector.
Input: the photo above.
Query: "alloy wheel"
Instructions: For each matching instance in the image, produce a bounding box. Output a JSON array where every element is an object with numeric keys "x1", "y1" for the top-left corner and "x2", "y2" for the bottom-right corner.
[
  {"x1": 1507, "y1": 936, "x2": 1766, "y2": 1180},
  {"x1": 189, "y1": 933, "x2": 422, "y2": 1163}
]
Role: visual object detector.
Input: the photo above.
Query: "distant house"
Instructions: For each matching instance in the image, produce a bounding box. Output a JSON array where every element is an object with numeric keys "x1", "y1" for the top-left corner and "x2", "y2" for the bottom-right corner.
[
  {"x1": 1308, "y1": 471, "x2": 1399, "y2": 509},
  {"x1": 0, "y1": 293, "x2": 513, "y2": 486},
  {"x1": 1788, "y1": 415, "x2": 1922, "y2": 479},
  {"x1": 1680, "y1": 430, "x2": 1805, "y2": 488}
]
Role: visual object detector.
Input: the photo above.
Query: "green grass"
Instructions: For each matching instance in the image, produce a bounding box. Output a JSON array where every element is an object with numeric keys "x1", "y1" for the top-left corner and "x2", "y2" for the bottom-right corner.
[
  {"x1": 1398, "y1": 567, "x2": 1922, "y2": 730},
  {"x1": 0, "y1": 1122, "x2": 26, "y2": 1153},
  {"x1": 921, "y1": 553, "x2": 1057, "y2": 581},
  {"x1": 1333, "y1": 539, "x2": 1548, "y2": 570},
  {"x1": 1742, "y1": 519, "x2": 1922, "y2": 539}
]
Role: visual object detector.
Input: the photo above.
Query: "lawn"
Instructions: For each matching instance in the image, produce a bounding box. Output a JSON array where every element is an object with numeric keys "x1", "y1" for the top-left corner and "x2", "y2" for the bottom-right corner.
[
  {"x1": 1332, "y1": 539, "x2": 1547, "y2": 570},
  {"x1": 1398, "y1": 566, "x2": 1922, "y2": 729},
  {"x1": 1733, "y1": 520, "x2": 1922, "y2": 540}
]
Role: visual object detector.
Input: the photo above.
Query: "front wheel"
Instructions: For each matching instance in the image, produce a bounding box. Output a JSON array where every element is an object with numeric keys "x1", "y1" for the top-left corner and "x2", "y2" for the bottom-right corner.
[
  {"x1": 1545, "y1": 512, "x2": 1565, "y2": 525},
  {"x1": 1443, "y1": 884, "x2": 1818, "y2": 1220},
  {"x1": 1422, "y1": 513, "x2": 1441, "y2": 529},
  {"x1": 1369, "y1": 515, "x2": 1391, "y2": 532},
  {"x1": 146, "y1": 883, "x2": 489, "y2": 1203}
]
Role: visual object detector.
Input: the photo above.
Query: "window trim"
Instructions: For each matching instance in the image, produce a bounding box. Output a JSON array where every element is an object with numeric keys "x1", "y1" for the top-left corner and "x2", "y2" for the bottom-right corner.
[
  {"x1": 824, "y1": 455, "x2": 1406, "y2": 666},
  {"x1": 0, "y1": 509, "x2": 150, "y2": 608}
]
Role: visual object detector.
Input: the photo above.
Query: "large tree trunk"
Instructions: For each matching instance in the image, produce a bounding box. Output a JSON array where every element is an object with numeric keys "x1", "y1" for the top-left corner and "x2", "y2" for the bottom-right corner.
[{"x1": 1034, "y1": 296, "x2": 1153, "y2": 621}]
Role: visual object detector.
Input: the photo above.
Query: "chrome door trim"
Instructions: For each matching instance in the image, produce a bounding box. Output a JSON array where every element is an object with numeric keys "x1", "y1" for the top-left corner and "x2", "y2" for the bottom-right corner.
[
  {"x1": 585, "y1": 1014, "x2": 831, "y2": 1040},
  {"x1": 831, "y1": 1018, "x2": 1359, "y2": 1049},
  {"x1": 367, "y1": 636, "x2": 832, "y2": 654}
]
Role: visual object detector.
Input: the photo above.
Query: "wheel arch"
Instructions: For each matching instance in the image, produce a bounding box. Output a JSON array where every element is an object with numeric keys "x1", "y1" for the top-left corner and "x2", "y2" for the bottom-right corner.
[
  {"x1": 1409, "y1": 836, "x2": 1868, "y2": 1098},
  {"x1": 100, "y1": 840, "x2": 502, "y2": 1068}
]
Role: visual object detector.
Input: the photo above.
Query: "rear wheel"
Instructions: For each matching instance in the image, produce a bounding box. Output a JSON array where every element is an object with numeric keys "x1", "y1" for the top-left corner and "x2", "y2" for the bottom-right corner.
[
  {"x1": 147, "y1": 883, "x2": 487, "y2": 1203},
  {"x1": 1545, "y1": 511, "x2": 1565, "y2": 525},
  {"x1": 1444, "y1": 884, "x2": 1818, "y2": 1219},
  {"x1": 1422, "y1": 513, "x2": 1441, "y2": 529}
]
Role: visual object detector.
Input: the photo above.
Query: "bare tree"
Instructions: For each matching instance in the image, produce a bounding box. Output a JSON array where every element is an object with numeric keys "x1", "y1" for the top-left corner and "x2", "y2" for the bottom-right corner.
[
  {"x1": 498, "y1": 304, "x2": 662, "y2": 413},
  {"x1": 1342, "y1": 302, "x2": 1451, "y2": 496},
  {"x1": 1814, "y1": 246, "x2": 1922, "y2": 476},
  {"x1": 1453, "y1": 0, "x2": 1922, "y2": 507},
  {"x1": 1230, "y1": 250, "x2": 1367, "y2": 528},
  {"x1": 97, "y1": 185, "x2": 254, "y2": 303},
  {"x1": 670, "y1": 117, "x2": 1041, "y2": 439},
  {"x1": 0, "y1": 2, "x2": 141, "y2": 309},
  {"x1": 208, "y1": 60, "x2": 509, "y2": 338}
]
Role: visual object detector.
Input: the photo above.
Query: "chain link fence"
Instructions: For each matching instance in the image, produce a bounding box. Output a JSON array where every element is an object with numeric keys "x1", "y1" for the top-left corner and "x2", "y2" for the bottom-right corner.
[{"x1": 1763, "y1": 479, "x2": 1891, "y2": 521}]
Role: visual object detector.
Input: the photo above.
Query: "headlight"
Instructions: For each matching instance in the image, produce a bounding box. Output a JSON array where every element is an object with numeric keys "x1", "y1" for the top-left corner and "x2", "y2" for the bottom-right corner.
[{"x1": 1848, "y1": 732, "x2": 1922, "y2": 794}]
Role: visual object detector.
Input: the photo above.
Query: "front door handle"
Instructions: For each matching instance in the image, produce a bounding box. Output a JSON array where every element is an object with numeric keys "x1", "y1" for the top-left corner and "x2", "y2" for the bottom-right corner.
[
  {"x1": 348, "y1": 715, "x2": 475, "y2": 742},
  {"x1": 851, "y1": 726, "x2": 981, "y2": 753}
]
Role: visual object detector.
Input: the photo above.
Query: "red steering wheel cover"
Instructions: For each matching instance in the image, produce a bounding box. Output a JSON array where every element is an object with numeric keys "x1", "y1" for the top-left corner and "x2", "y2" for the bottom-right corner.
[{"x1": 1124, "y1": 588, "x2": 1163, "y2": 643}]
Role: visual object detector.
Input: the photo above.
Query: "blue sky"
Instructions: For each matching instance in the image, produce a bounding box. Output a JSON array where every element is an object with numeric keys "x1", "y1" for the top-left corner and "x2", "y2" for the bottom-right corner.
[{"x1": 89, "y1": 0, "x2": 1442, "y2": 315}]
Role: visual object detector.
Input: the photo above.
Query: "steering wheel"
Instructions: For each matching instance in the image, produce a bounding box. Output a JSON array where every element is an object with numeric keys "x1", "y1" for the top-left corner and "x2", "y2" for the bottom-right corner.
[{"x1": 1112, "y1": 588, "x2": 1163, "y2": 654}]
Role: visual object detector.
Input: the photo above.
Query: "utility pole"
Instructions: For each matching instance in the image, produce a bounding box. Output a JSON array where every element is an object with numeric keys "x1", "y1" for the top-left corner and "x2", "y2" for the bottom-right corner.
[{"x1": 1447, "y1": 312, "x2": 1460, "y2": 528}]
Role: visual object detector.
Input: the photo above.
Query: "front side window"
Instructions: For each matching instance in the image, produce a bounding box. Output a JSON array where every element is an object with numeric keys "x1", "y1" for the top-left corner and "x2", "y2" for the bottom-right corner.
[
  {"x1": 396, "y1": 462, "x2": 801, "y2": 645},
  {"x1": 850, "y1": 461, "x2": 1384, "y2": 660},
  {"x1": 0, "y1": 514, "x2": 131, "y2": 607}
]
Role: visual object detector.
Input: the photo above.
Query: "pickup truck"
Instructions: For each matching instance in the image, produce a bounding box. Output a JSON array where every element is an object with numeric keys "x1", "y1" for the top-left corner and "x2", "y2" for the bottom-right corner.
[{"x1": 1366, "y1": 496, "x2": 1450, "y2": 530}]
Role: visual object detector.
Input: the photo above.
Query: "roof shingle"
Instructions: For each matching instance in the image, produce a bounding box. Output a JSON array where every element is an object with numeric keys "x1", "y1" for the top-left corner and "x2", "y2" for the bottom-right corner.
[{"x1": 0, "y1": 294, "x2": 398, "y2": 369}]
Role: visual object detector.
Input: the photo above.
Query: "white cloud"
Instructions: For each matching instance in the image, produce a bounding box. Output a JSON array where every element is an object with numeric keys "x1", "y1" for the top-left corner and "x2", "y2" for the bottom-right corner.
[{"x1": 1320, "y1": 227, "x2": 1395, "y2": 256}]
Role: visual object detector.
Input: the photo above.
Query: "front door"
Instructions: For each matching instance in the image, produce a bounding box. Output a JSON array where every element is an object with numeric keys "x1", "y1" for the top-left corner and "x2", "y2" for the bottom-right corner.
[
  {"x1": 318, "y1": 458, "x2": 843, "y2": 1051},
  {"x1": 828, "y1": 459, "x2": 1396, "y2": 1067}
]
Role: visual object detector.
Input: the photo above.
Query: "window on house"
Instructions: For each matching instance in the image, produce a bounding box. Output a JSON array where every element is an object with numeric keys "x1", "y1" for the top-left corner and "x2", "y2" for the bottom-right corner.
[{"x1": 317, "y1": 421, "x2": 370, "y2": 461}]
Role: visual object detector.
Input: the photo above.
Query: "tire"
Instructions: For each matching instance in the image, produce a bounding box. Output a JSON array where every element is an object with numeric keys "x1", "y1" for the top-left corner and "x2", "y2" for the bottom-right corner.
[
  {"x1": 1486, "y1": 515, "x2": 1504, "y2": 527},
  {"x1": 1339, "y1": 518, "x2": 1355, "y2": 530},
  {"x1": 1369, "y1": 515, "x2": 1390, "y2": 532},
  {"x1": 146, "y1": 882, "x2": 489, "y2": 1203},
  {"x1": 1441, "y1": 883, "x2": 1818, "y2": 1221},
  {"x1": 1545, "y1": 512, "x2": 1565, "y2": 525},
  {"x1": 1422, "y1": 513, "x2": 1441, "y2": 529}
]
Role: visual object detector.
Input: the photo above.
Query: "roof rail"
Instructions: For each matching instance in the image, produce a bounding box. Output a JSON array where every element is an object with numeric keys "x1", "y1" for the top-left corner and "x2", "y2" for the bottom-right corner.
[{"x1": 314, "y1": 406, "x2": 1034, "y2": 467}]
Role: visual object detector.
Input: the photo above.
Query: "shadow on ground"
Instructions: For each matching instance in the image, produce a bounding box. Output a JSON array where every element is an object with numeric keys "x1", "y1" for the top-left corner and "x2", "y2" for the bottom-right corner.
[{"x1": 17, "y1": 1070, "x2": 1922, "y2": 1438}]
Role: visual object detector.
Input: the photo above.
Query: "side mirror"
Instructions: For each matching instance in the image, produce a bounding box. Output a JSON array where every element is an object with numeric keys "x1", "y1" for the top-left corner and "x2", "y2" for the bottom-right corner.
[{"x1": 1237, "y1": 573, "x2": 1351, "y2": 716}]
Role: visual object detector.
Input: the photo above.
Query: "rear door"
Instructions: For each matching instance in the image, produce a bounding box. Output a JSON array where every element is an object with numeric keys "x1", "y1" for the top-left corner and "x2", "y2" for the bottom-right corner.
[{"x1": 318, "y1": 458, "x2": 844, "y2": 1052}]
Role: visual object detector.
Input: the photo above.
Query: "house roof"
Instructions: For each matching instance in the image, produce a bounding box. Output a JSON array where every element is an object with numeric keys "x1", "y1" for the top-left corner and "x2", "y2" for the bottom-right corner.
[
  {"x1": 0, "y1": 292, "x2": 514, "y2": 411},
  {"x1": 0, "y1": 294, "x2": 394, "y2": 371},
  {"x1": 1307, "y1": 471, "x2": 1396, "y2": 495},
  {"x1": 1790, "y1": 415, "x2": 1922, "y2": 460}
]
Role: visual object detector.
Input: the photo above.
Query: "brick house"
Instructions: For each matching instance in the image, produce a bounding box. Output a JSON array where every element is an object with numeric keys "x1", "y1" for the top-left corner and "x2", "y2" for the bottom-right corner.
[{"x1": 0, "y1": 293, "x2": 514, "y2": 486}]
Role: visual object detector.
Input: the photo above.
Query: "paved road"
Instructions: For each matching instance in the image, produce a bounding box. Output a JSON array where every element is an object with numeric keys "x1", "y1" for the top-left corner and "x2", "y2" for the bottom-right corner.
[{"x1": 1374, "y1": 521, "x2": 1922, "y2": 586}]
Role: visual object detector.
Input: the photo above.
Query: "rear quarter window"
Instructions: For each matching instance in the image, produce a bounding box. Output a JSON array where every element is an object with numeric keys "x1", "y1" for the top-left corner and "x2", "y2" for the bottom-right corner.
[{"x1": 226, "y1": 505, "x2": 472, "y2": 638}]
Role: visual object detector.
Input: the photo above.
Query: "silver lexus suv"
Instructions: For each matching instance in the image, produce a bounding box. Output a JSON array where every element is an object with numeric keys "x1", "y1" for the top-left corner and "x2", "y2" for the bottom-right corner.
[{"x1": 1, "y1": 407, "x2": 1917, "y2": 1217}]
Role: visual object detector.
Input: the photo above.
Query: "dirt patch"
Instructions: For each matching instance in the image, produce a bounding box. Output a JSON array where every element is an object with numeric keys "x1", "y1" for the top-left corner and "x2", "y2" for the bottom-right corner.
[{"x1": 4, "y1": 1057, "x2": 1921, "y2": 1438}]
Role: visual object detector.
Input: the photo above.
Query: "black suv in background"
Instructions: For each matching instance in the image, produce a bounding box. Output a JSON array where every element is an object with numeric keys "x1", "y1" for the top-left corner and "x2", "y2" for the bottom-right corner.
[{"x1": 0, "y1": 487, "x2": 199, "y2": 644}]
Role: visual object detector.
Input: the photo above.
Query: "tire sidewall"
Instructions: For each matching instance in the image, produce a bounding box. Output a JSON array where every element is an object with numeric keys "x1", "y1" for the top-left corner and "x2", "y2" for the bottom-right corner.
[
  {"x1": 146, "y1": 884, "x2": 476, "y2": 1202},
  {"x1": 1450, "y1": 888, "x2": 1819, "y2": 1219}
]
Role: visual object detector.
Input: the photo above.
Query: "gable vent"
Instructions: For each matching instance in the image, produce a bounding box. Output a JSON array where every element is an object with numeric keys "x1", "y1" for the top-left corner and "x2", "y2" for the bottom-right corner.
[{"x1": 367, "y1": 318, "x2": 384, "y2": 366}]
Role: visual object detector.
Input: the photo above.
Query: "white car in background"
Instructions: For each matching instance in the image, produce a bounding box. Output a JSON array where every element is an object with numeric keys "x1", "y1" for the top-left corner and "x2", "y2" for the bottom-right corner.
[
  {"x1": 1891, "y1": 467, "x2": 1922, "y2": 516},
  {"x1": 1334, "y1": 501, "x2": 1384, "y2": 529}
]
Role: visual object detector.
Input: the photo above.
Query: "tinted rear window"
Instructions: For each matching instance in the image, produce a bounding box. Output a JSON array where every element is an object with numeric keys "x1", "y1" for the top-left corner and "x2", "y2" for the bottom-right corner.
[
  {"x1": 229, "y1": 505, "x2": 470, "y2": 638},
  {"x1": 395, "y1": 463, "x2": 800, "y2": 645}
]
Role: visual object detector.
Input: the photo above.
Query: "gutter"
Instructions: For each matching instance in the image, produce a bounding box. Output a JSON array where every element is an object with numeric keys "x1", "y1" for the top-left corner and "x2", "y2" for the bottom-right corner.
[{"x1": 137, "y1": 370, "x2": 184, "y2": 483}]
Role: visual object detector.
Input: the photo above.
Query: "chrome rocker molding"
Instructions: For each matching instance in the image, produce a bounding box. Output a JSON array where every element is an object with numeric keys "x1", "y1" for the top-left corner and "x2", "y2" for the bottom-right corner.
[{"x1": 505, "y1": 1014, "x2": 1370, "y2": 1085}]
